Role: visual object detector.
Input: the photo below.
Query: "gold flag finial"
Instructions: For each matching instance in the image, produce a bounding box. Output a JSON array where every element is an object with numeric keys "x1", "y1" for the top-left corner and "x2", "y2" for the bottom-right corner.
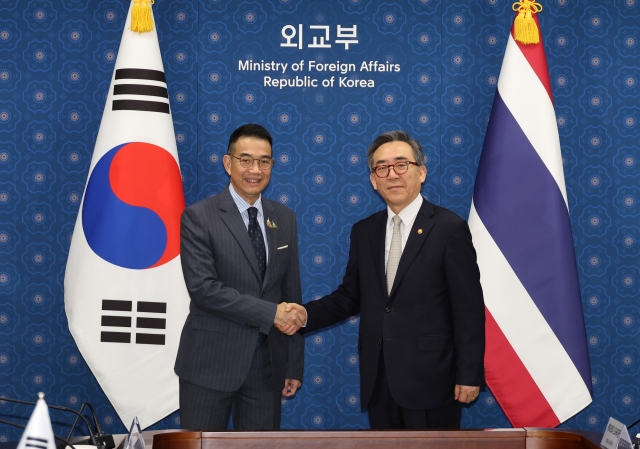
[
  {"x1": 130, "y1": 0, "x2": 155, "y2": 34},
  {"x1": 512, "y1": 0, "x2": 543, "y2": 45}
]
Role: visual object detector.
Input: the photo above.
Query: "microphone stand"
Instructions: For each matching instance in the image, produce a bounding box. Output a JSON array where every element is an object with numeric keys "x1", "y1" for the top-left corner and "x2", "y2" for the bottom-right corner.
[{"x1": 67, "y1": 403, "x2": 114, "y2": 449}]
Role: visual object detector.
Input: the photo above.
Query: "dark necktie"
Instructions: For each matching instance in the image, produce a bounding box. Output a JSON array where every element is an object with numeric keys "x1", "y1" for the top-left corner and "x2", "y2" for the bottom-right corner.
[
  {"x1": 247, "y1": 207, "x2": 266, "y2": 280},
  {"x1": 248, "y1": 207, "x2": 267, "y2": 349}
]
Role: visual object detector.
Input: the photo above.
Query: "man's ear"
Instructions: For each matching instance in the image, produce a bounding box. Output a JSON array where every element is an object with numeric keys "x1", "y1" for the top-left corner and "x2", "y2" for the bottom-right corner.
[
  {"x1": 370, "y1": 172, "x2": 379, "y2": 191},
  {"x1": 419, "y1": 165, "x2": 427, "y2": 183},
  {"x1": 222, "y1": 154, "x2": 231, "y2": 175}
]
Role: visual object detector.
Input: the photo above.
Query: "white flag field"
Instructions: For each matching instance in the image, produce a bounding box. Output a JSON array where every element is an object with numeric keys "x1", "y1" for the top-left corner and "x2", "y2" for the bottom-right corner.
[{"x1": 64, "y1": 1, "x2": 190, "y2": 428}]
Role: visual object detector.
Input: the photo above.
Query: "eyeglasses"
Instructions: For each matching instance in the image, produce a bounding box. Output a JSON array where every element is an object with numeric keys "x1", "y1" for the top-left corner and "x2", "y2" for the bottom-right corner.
[
  {"x1": 230, "y1": 155, "x2": 274, "y2": 170},
  {"x1": 372, "y1": 161, "x2": 419, "y2": 178}
]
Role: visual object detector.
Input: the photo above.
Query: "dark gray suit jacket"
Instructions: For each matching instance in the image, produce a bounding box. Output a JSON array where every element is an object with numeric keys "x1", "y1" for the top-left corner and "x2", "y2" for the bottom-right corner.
[{"x1": 174, "y1": 186, "x2": 304, "y2": 392}]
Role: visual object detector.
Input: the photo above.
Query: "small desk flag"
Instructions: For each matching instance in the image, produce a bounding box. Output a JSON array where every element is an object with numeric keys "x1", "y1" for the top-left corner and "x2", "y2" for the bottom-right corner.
[{"x1": 16, "y1": 394, "x2": 56, "y2": 449}]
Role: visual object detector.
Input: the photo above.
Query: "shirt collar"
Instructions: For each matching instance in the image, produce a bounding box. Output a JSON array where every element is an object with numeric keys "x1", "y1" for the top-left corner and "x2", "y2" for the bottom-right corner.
[
  {"x1": 229, "y1": 184, "x2": 264, "y2": 216},
  {"x1": 386, "y1": 193, "x2": 424, "y2": 226}
]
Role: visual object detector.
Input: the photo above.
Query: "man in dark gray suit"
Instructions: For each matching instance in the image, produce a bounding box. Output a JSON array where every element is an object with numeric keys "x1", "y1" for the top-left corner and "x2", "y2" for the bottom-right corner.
[{"x1": 175, "y1": 124, "x2": 306, "y2": 430}]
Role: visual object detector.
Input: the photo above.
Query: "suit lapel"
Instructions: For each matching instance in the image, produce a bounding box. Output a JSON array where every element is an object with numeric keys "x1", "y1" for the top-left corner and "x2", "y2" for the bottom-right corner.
[
  {"x1": 389, "y1": 199, "x2": 435, "y2": 300},
  {"x1": 369, "y1": 210, "x2": 389, "y2": 302},
  {"x1": 219, "y1": 187, "x2": 262, "y2": 282},
  {"x1": 262, "y1": 199, "x2": 277, "y2": 288}
]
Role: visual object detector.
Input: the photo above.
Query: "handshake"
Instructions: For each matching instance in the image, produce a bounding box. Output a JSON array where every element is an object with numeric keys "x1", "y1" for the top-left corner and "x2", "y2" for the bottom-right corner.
[{"x1": 273, "y1": 302, "x2": 306, "y2": 336}]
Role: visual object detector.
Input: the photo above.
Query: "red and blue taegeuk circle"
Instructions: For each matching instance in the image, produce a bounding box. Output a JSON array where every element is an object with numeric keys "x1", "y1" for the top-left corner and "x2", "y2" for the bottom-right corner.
[{"x1": 82, "y1": 142, "x2": 185, "y2": 269}]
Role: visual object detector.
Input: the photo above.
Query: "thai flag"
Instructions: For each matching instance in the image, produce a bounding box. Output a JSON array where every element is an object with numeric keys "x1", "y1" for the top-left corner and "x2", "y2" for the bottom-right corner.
[{"x1": 468, "y1": 14, "x2": 592, "y2": 427}]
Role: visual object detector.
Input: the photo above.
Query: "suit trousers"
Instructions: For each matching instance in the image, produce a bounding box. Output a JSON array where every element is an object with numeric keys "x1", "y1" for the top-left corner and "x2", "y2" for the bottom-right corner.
[
  {"x1": 179, "y1": 338, "x2": 281, "y2": 430},
  {"x1": 367, "y1": 350, "x2": 461, "y2": 430}
]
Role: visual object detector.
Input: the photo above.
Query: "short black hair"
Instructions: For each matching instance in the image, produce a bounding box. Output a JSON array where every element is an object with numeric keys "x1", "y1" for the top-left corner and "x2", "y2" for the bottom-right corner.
[
  {"x1": 366, "y1": 130, "x2": 426, "y2": 172},
  {"x1": 227, "y1": 124, "x2": 273, "y2": 154}
]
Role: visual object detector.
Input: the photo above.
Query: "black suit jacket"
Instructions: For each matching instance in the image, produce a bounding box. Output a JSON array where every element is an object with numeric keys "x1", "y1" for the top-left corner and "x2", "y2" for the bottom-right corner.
[
  {"x1": 305, "y1": 199, "x2": 485, "y2": 410},
  {"x1": 174, "y1": 186, "x2": 304, "y2": 393}
]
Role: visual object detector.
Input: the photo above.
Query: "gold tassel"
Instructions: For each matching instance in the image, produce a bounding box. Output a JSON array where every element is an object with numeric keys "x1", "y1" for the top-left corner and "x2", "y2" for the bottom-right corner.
[
  {"x1": 130, "y1": 0, "x2": 155, "y2": 34},
  {"x1": 512, "y1": 0, "x2": 543, "y2": 45}
]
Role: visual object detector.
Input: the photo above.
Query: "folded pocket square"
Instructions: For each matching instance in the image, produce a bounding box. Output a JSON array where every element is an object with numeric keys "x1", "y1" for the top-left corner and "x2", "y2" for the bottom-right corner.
[{"x1": 277, "y1": 245, "x2": 289, "y2": 250}]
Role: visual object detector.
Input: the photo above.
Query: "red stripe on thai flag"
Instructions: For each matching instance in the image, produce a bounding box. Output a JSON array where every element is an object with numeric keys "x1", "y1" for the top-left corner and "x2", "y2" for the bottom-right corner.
[
  {"x1": 485, "y1": 307, "x2": 560, "y2": 428},
  {"x1": 510, "y1": 14, "x2": 553, "y2": 102}
]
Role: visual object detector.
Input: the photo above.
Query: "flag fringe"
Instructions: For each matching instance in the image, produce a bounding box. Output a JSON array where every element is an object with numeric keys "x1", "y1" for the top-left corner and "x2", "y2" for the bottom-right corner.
[
  {"x1": 130, "y1": 0, "x2": 154, "y2": 33},
  {"x1": 512, "y1": 0, "x2": 542, "y2": 45}
]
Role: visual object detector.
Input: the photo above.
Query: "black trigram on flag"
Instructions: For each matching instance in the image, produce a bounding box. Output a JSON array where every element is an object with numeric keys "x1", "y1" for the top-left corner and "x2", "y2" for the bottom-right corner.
[
  {"x1": 25, "y1": 437, "x2": 49, "y2": 449},
  {"x1": 101, "y1": 299, "x2": 167, "y2": 345},
  {"x1": 112, "y1": 68, "x2": 170, "y2": 114}
]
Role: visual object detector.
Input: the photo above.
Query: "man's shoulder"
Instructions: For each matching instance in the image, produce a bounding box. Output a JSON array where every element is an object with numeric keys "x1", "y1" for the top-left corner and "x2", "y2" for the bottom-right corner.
[
  {"x1": 183, "y1": 190, "x2": 228, "y2": 218},
  {"x1": 263, "y1": 197, "x2": 296, "y2": 218},
  {"x1": 352, "y1": 209, "x2": 386, "y2": 231},
  {"x1": 426, "y1": 201, "x2": 468, "y2": 231},
  {"x1": 186, "y1": 194, "x2": 220, "y2": 212}
]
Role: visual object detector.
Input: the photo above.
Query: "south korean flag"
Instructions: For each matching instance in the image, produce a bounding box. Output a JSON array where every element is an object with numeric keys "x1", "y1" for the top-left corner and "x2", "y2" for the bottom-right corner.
[{"x1": 64, "y1": 0, "x2": 190, "y2": 428}]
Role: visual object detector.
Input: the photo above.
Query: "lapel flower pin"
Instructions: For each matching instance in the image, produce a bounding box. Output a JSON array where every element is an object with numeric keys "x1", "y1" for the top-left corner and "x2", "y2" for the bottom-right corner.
[{"x1": 266, "y1": 218, "x2": 277, "y2": 229}]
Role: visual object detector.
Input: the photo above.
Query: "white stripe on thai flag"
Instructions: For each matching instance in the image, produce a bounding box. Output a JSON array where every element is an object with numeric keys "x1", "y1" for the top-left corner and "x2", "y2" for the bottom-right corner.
[{"x1": 468, "y1": 19, "x2": 592, "y2": 428}]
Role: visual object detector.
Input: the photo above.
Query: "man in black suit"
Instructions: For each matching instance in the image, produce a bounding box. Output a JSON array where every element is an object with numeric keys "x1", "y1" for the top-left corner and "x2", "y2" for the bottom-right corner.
[
  {"x1": 175, "y1": 124, "x2": 306, "y2": 430},
  {"x1": 283, "y1": 130, "x2": 485, "y2": 429}
]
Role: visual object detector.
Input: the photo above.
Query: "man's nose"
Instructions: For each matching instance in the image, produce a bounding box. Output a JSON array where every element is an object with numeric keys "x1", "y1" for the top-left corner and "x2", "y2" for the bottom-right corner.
[
  {"x1": 248, "y1": 159, "x2": 262, "y2": 171},
  {"x1": 388, "y1": 166, "x2": 400, "y2": 179}
]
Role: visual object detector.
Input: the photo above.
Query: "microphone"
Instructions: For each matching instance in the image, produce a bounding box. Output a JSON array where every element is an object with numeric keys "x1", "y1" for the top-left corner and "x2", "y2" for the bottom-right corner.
[
  {"x1": 0, "y1": 418, "x2": 76, "y2": 449},
  {"x1": 1, "y1": 398, "x2": 101, "y2": 447}
]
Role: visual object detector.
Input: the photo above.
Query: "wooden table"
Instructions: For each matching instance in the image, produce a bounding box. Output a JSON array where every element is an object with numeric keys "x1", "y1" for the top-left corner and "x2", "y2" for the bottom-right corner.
[{"x1": 153, "y1": 428, "x2": 602, "y2": 449}]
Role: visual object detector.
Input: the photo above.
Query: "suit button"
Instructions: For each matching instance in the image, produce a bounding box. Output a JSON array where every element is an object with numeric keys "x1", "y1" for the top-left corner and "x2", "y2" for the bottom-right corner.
[
  {"x1": 385, "y1": 307, "x2": 391, "y2": 313},
  {"x1": 261, "y1": 291, "x2": 265, "y2": 298}
]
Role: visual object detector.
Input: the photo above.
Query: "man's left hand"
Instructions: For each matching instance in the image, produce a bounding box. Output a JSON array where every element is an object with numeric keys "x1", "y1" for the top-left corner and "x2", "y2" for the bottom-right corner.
[
  {"x1": 454, "y1": 385, "x2": 480, "y2": 403},
  {"x1": 282, "y1": 379, "x2": 301, "y2": 397}
]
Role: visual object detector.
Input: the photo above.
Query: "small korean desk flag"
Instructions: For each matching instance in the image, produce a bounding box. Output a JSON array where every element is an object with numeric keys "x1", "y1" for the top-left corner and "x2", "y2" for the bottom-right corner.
[
  {"x1": 16, "y1": 394, "x2": 56, "y2": 449},
  {"x1": 64, "y1": 0, "x2": 189, "y2": 428}
]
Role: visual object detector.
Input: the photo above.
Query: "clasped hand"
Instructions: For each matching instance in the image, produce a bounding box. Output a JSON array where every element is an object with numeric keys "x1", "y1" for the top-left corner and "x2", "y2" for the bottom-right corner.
[{"x1": 273, "y1": 302, "x2": 306, "y2": 335}]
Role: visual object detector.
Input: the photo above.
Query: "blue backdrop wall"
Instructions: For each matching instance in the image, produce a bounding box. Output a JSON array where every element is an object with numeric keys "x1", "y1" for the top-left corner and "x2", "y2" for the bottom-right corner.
[{"x1": 1, "y1": 0, "x2": 639, "y2": 439}]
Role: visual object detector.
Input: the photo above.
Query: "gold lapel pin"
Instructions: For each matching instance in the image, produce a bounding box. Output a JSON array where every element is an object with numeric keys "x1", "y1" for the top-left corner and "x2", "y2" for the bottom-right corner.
[{"x1": 417, "y1": 229, "x2": 423, "y2": 234}]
